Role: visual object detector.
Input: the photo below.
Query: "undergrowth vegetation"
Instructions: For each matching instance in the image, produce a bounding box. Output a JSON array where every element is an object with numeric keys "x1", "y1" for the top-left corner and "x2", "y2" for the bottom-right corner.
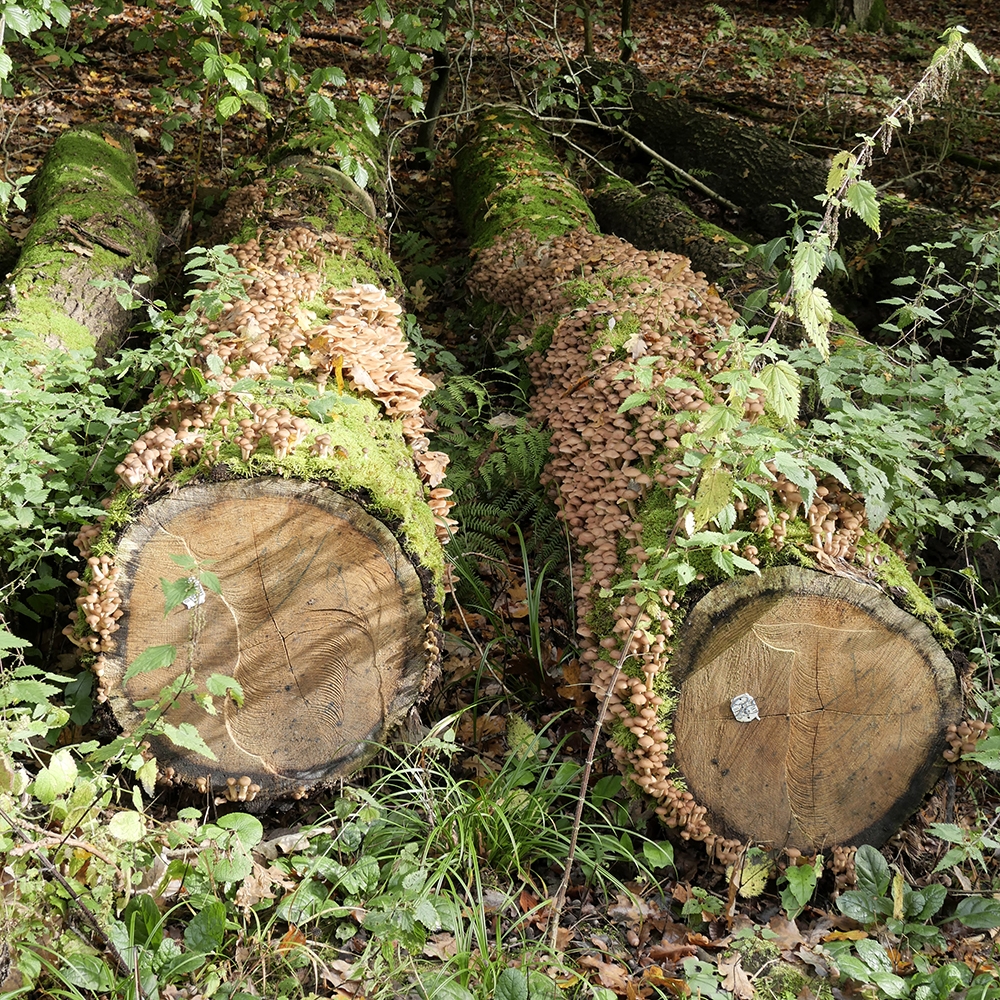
[{"x1": 1, "y1": 4, "x2": 1000, "y2": 1000}]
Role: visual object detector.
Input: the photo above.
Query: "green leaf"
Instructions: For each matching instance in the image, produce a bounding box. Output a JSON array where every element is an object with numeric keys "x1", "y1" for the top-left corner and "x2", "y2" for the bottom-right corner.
[
  {"x1": 108, "y1": 810, "x2": 146, "y2": 842},
  {"x1": 32, "y1": 748, "x2": 78, "y2": 804},
  {"x1": 843, "y1": 180, "x2": 881, "y2": 236},
  {"x1": 495, "y1": 968, "x2": 531, "y2": 1000},
  {"x1": 837, "y1": 889, "x2": 878, "y2": 925},
  {"x1": 757, "y1": 361, "x2": 801, "y2": 427},
  {"x1": 770, "y1": 450, "x2": 817, "y2": 507},
  {"x1": 693, "y1": 465, "x2": 734, "y2": 530},
  {"x1": 0, "y1": 628, "x2": 30, "y2": 651},
  {"x1": 826, "y1": 150, "x2": 856, "y2": 196},
  {"x1": 855, "y1": 844, "x2": 890, "y2": 897},
  {"x1": 169, "y1": 554, "x2": 199, "y2": 571},
  {"x1": 0, "y1": 678, "x2": 60, "y2": 707},
  {"x1": 954, "y1": 896, "x2": 1000, "y2": 930},
  {"x1": 162, "y1": 722, "x2": 217, "y2": 760},
  {"x1": 783, "y1": 861, "x2": 817, "y2": 907},
  {"x1": 216, "y1": 811, "x2": 264, "y2": 850},
  {"x1": 642, "y1": 840, "x2": 674, "y2": 870},
  {"x1": 124, "y1": 644, "x2": 176, "y2": 683},
  {"x1": 962, "y1": 40, "x2": 988, "y2": 72},
  {"x1": 206, "y1": 673, "x2": 244, "y2": 705},
  {"x1": 618, "y1": 390, "x2": 651, "y2": 413},
  {"x1": 122, "y1": 893, "x2": 164, "y2": 948},
  {"x1": 185, "y1": 899, "x2": 227, "y2": 953},
  {"x1": 136, "y1": 757, "x2": 158, "y2": 796}
]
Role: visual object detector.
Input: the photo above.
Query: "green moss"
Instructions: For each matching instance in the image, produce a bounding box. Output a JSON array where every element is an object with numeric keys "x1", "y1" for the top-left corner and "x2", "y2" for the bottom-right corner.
[
  {"x1": 453, "y1": 110, "x2": 597, "y2": 248},
  {"x1": 12, "y1": 296, "x2": 92, "y2": 352},
  {"x1": 532, "y1": 319, "x2": 557, "y2": 354},
  {"x1": 730, "y1": 932, "x2": 832, "y2": 1000}
]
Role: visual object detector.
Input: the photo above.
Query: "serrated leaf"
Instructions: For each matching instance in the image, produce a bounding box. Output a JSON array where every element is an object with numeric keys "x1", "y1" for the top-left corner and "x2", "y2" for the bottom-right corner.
[
  {"x1": 795, "y1": 285, "x2": 832, "y2": 359},
  {"x1": 124, "y1": 644, "x2": 176, "y2": 683},
  {"x1": 844, "y1": 180, "x2": 881, "y2": 235},
  {"x1": 206, "y1": 673, "x2": 244, "y2": 705},
  {"x1": 618, "y1": 390, "x2": 651, "y2": 413},
  {"x1": 32, "y1": 748, "x2": 78, "y2": 804},
  {"x1": 0, "y1": 678, "x2": 60, "y2": 707},
  {"x1": 162, "y1": 722, "x2": 217, "y2": 760},
  {"x1": 826, "y1": 150, "x2": 856, "y2": 196},
  {"x1": 757, "y1": 361, "x2": 801, "y2": 427},
  {"x1": 108, "y1": 810, "x2": 145, "y2": 842},
  {"x1": 0, "y1": 629, "x2": 31, "y2": 651},
  {"x1": 693, "y1": 465, "x2": 734, "y2": 530},
  {"x1": 791, "y1": 235, "x2": 829, "y2": 293},
  {"x1": 962, "y1": 40, "x2": 988, "y2": 72}
]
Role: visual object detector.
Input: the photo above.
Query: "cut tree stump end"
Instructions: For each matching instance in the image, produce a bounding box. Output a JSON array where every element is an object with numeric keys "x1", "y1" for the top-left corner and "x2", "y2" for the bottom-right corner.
[
  {"x1": 102, "y1": 478, "x2": 437, "y2": 802},
  {"x1": 672, "y1": 566, "x2": 960, "y2": 851}
]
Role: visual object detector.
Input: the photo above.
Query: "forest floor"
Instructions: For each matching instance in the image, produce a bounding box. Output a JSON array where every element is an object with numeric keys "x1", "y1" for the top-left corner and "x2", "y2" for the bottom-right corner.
[{"x1": 4, "y1": 0, "x2": 1000, "y2": 997}]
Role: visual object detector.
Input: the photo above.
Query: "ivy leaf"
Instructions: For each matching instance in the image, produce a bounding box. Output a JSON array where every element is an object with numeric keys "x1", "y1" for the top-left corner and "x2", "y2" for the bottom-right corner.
[
  {"x1": 757, "y1": 361, "x2": 801, "y2": 427},
  {"x1": 161, "y1": 722, "x2": 217, "y2": 760},
  {"x1": 844, "y1": 179, "x2": 881, "y2": 236}
]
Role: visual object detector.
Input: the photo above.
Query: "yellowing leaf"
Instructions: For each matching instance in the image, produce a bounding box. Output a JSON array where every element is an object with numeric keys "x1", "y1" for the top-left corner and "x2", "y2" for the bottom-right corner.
[
  {"x1": 826, "y1": 150, "x2": 856, "y2": 196},
  {"x1": 757, "y1": 361, "x2": 801, "y2": 427},
  {"x1": 693, "y1": 465, "x2": 735, "y2": 530}
]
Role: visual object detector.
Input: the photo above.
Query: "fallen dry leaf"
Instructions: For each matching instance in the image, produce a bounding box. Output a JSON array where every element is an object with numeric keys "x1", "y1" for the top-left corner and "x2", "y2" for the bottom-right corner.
[{"x1": 718, "y1": 954, "x2": 755, "y2": 999}]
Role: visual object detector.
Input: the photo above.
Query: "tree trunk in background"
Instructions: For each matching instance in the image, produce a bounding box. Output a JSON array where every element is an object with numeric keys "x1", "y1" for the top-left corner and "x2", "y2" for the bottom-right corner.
[
  {"x1": 1, "y1": 125, "x2": 160, "y2": 358},
  {"x1": 807, "y1": 0, "x2": 888, "y2": 30},
  {"x1": 455, "y1": 108, "x2": 961, "y2": 857},
  {"x1": 65, "y1": 107, "x2": 451, "y2": 805}
]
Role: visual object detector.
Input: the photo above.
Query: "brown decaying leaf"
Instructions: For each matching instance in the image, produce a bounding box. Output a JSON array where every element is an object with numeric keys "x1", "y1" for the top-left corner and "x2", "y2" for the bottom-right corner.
[{"x1": 718, "y1": 954, "x2": 755, "y2": 999}]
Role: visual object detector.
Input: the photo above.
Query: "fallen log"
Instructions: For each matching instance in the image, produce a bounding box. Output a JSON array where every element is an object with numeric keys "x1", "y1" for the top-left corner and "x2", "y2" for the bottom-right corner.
[
  {"x1": 573, "y1": 60, "x2": 992, "y2": 351},
  {"x1": 66, "y1": 109, "x2": 451, "y2": 804},
  {"x1": 456, "y1": 108, "x2": 962, "y2": 858},
  {"x1": 3, "y1": 125, "x2": 160, "y2": 357}
]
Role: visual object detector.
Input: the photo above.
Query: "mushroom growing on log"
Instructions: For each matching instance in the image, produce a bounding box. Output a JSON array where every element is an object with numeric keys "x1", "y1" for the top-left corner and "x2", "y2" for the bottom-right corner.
[
  {"x1": 455, "y1": 108, "x2": 963, "y2": 857},
  {"x1": 65, "y1": 108, "x2": 452, "y2": 804}
]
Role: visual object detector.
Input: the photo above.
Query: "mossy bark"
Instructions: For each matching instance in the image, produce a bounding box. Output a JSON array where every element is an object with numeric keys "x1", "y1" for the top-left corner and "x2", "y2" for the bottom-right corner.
[
  {"x1": 1, "y1": 125, "x2": 161, "y2": 357},
  {"x1": 66, "y1": 109, "x2": 449, "y2": 804},
  {"x1": 458, "y1": 107, "x2": 961, "y2": 856}
]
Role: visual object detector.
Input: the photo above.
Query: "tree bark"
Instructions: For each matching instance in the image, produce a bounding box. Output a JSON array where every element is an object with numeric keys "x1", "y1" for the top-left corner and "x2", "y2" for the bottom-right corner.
[
  {"x1": 807, "y1": 0, "x2": 888, "y2": 31},
  {"x1": 457, "y1": 107, "x2": 961, "y2": 857},
  {"x1": 2, "y1": 125, "x2": 160, "y2": 358},
  {"x1": 66, "y1": 108, "x2": 451, "y2": 805}
]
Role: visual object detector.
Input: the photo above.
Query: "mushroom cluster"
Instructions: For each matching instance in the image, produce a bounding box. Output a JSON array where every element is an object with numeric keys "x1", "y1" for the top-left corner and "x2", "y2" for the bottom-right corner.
[
  {"x1": 469, "y1": 227, "x2": 925, "y2": 864},
  {"x1": 110, "y1": 226, "x2": 452, "y2": 530},
  {"x1": 72, "y1": 226, "x2": 455, "y2": 715},
  {"x1": 944, "y1": 717, "x2": 994, "y2": 762},
  {"x1": 469, "y1": 227, "x2": 747, "y2": 857}
]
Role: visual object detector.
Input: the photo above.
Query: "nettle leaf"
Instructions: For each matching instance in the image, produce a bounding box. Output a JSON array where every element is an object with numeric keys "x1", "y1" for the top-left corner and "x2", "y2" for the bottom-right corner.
[
  {"x1": 757, "y1": 361, "x2": 801, "y2": 427},
  {"x1": 124, "y1": 644, "x2": 176, "y2": 683},
  {"x1": 162, "y1": 722, "x2": 217, "y2": 760},
  {"x1": 791, "y1": 235, "x2": 829, "y2": 292},
  {"x1": 693, "y1": 465, "x2": 734, "y2": 530},
  {"x1": 795, "y1": 285, "x2": 833, "y2": 360},
  {"x1": 844, "y1": 179, "x2": 881, "y2": 235},
  {"x1": 826, "y1": 150, "x2": 856, "y2": 196}
]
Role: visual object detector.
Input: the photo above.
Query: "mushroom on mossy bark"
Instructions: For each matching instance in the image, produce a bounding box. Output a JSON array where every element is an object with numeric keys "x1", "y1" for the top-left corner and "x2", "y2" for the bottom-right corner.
[
  {"x1": 457, "y1": 107, "x2": 964, "y2": 859},
  {"x1": 65, "y1": 120, "x2": 452, "y2": 805}
]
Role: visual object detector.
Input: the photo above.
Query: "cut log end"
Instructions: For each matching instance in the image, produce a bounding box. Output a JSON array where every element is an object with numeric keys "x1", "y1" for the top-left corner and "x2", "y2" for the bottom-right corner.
[
  {"x1": 102, "y1": 478, "x2": 438, "y2": 801},
  {"x1": 672, "y1": 566, "x2": 961, "y2": 851}
]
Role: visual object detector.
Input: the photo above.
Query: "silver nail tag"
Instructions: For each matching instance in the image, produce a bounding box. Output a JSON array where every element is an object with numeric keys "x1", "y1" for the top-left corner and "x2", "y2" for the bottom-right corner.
[
  {"x1": 731, "y1": 693, "x2": 760, "y2": 722},
  {"x1": 181, "y1": 577, "x2": 206, "y2": 610}
]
